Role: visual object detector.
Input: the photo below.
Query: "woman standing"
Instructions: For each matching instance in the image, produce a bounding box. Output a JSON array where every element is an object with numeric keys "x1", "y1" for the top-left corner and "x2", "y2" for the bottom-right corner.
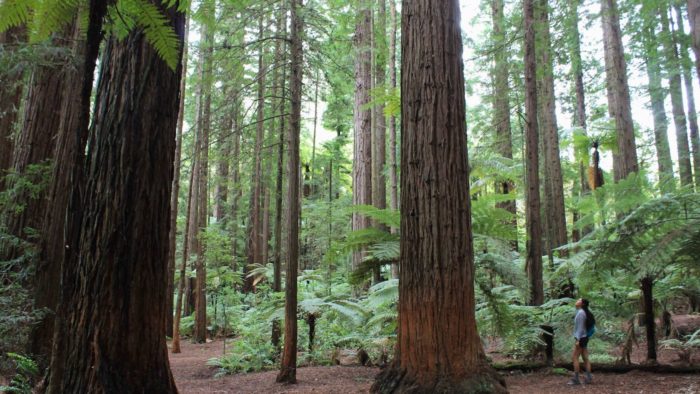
[{"x1": 569, "y1": 298, "x2": 595, "y2": 385}]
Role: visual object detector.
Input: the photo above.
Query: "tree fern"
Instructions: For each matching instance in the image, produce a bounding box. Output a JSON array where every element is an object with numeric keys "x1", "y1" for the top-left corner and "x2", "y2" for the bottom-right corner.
[
  {"x1": 117, "y1": 0, "x2": 180, "y2": 69},
  {"x1": 0, "y1": 0, "x2": 35, "y2": 33}
]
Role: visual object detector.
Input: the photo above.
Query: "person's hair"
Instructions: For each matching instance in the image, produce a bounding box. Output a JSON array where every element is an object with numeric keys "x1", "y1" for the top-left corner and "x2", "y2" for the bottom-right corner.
[{"x1": 581, "y1": 298, "x2": 595, "y2": 329}]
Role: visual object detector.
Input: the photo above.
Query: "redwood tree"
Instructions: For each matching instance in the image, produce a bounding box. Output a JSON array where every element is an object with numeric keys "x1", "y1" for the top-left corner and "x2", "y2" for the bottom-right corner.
[
  {"x1": 277, "y1": 0, "x2": 303, "y2": 384},
  {"x1": 371, "y1": 0, "x2": 506, "y2": 391},
  {"x1": 45, "y1": 1, "x2": 184, "y2": 391}
]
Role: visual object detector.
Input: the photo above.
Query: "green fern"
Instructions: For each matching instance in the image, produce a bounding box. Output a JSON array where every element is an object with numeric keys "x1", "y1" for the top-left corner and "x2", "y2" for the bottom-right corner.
[
  {"x1": 0, "y1": 0, "x2": 35, "y2": 33},
  {"x1": 117, "y1": 0, "x2": 180, "y2": 70}
]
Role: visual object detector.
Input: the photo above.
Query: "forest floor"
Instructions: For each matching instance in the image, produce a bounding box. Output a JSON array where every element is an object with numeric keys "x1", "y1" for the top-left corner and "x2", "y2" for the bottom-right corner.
[{"x1": 169, "y1": 339, "x2": 700, "y2": 394}]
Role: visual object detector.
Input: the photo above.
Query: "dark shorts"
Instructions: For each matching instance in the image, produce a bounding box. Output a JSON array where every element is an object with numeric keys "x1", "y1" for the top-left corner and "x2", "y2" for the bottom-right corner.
[{"x1": 576, "y1": 337, "x2": 589, "y2": 349}]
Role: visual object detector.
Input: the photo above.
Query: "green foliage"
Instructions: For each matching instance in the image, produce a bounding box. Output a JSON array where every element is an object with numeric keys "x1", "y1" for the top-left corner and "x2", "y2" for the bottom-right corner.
[{"x1": 0, "y1": 353, "x2": 38, "y2": 394}]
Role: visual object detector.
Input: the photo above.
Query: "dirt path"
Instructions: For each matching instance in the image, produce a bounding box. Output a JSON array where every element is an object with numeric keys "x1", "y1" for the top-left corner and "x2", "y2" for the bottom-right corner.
[
  {"x1": 169, "y1": 340, "x2": 699, "y2": 394},
  {"x1": 168, "y1": 340, "x2": 376, "y2": 393}
]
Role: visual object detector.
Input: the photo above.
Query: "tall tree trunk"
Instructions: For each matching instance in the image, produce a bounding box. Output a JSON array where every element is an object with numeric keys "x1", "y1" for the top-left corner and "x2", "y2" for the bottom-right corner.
[
  {"x1": 388, "y1": 0, "x2": 399, "y2": 279},
  {"x1": 23, "y1": 23, "x2": 76, "y2": 366},
  {"x1": 687, "y1": 0, "x2": 700, "y2": 88},
  {"x1": 311, "y1": 71, "x2": 320, "y2": 194},
  {"x1": 194, "y1": 9, "x2": 214, "y2": 343},
  {"x1": 230, "y1": 109, "x2": 242, "y2": 273},
  {"x1": 271, "y1": 12, "x2": 288, "y2": 349},
  {"x1": 167, "y1": 13, "x2": 190, "y2": 341},
  {"x1": 491, "y1": 0, "x2": 518, "y2": 250},
  {"x1": 173, "y1": 160, "x2": 196, "y2": 354},
  {"x1": 244, "y1": 13, "x2": 268, "y2": 293},
  {"x1": 661, "y1": 7, "x2": 693, "y2": 187},
  {"x1": 372, "y1": 0, "x2": 388, "y2": 284},
  {"x1": 674, "y1": 4, "x2": 700, "y2": 189},
  {"x1": 535, "y1": 0, "x2": 567, "y2": 261},
  {"x1": 372, "y1": 1, "x2": 506, "y2": 391},
  {"x1": 601, "y1": 0, "x2": 639, "y2": 182},
  {"x1": 524, "y1": 0, "x2": 545, "y2": 306},
  {"x1": 45, "y1": 1, "x2": 184, "y2": 391},
  {"x1": 215, "y1": 115, "x2": 231, "y2": 224},
  {"x1": 42, "y1": 2, "x2": 111, "y2": 386},
  {"x1": 641, "y1": 1, "x2": 675, "y2": 185},
  {"x1": 0, "y1": 25, "x2": 26, "y2": 191},
  {"x1": 277, "y1": 0, "x2": 303, "y2": 384},
  {"x1": 566, "y1": 0, "x2": 593, "y2": 241},
  {"x1": 352, "y1": 0, "x2": 373, "y2": 291}
]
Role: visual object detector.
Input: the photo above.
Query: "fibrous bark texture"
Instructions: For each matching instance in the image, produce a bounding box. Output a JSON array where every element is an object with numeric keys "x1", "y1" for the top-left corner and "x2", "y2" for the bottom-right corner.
[
  {"x1": 277, "y1": 0, "x2": 303, "y2": 384},
  {"x1": 45, "y1": 1, "x2": 184, "y2": 392},
  {"x1": 601, "y1": 0, "x2": 639, "y2": 181},
  {"x1": 371, "y1": 1, "x2": 506, "y2": 392},
  {"x1": 0, "y1": 25, "x2": 26, "y2": 191},
  {"x1": 524, "y1": 0, "x2": 544, "y2": 306},
  {"x1": 352, "y1": 0, "x2": 373, "y2": 285}
]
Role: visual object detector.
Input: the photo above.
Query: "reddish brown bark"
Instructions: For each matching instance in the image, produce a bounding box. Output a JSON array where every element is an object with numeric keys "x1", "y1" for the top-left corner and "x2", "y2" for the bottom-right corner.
[
  {"x1": 276, "y1": 0, "x2": 303, "y2": 384},
  {"x1": 352, "y1": 0, "x2": 373, "y2": 286},
  {"x1": 524, "y1": 0, "x2": 544, "y2": 306},
  {"x1": 0, "y1": 25, "x2": 26, "y2": 191},
  {"x1": 388, "y1": 0, "x2": 399, "y2": 279},
  {"x1": 601, "y1": 0, "x2": 639, "y2": 181},
  {"x1": 372, "y1": 1, "x2": 506, "y2": 391},
  {"x1": 45, "y1": 1, "x2": 184, "y2": 391}
]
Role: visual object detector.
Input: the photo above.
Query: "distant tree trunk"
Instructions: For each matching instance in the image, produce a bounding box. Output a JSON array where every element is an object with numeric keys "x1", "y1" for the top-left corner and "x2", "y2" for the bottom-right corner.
[
  {"x1": 641, "y1": 3, "x2": 675, "y2": 185},
  {"x1": 352, "y1": 0, "x2": 373, "y2": 290},
  {"x1": 674, "y1": 4, "x2": 700, "y2": 189},
  {"x1": 660, "y1": 7, "x2": 693, "y2": 187},
  {"x1": 245, "y1": 14, "x2": 268, "y2": 293},
  {"x1": 601, "y1": 0, "x2": 639, "y2": 181},
  {"x1": 687, "y1": 0, "x2": 700, "y2": 87},
  {"x1": 0, "y1": 25, "x2": 26, "y2": 191},
  {"x1": 167, "y1": 14, "x2": 190, "y2": 340},
  {"x1": 311, "y1": 71, "x2": 320, "y2": 194},
  {"x1": 535, "y1": 0, "x2": 567, "y2": 262},
  {"x1": 491, "y1": 0, "x2": 518, "y2": 250},
  {"x1": 215, "y1": 106, "x2": 231, "y2": 224},
  {"x1": 567, "y1": 0, "x2": 593, "y2": 239},
  {"x1": 372, "y1": 1, "x2": 506, "y2": 392},
  {"x1": 173, "y1": 159, "x2": 196, "y2": 354},
  {"x1": 388, "y1": 0, "x2": 399, "y2": 279},
  {"x1": 372, "y1": 0, "x2": 388, "y2": 284},
  {"x1": 524, "y1": 0, "x2": 544, "y2": 306},
  {"x1": 194, "y1": 12, "x2": 214, "y2": 343},
  {"x1": 45, "y1": 1, "x2": 184, "y2": 391},
  {"x1": 641, "y1": 276, "x2": 657, "y2": 361},
  {"x1": 277, "y1": 0, "x2": 303, "y2": 384},
  {"x1": 262, "y1": 157, "x2": 272, "y2": 266},
  {"x1": 271, "y1": 13, "x2": 287, "y2": 349},
  {"x1": 230, "y1": 111, "x2": 242, "y2": 272}
]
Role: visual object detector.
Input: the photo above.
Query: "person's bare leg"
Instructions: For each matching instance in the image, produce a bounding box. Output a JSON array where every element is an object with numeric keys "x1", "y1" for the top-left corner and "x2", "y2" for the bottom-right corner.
[
  {"x1": 582, "y1": 348, "x2": 592, "y2": 382},
  {"x1": 569, "y1": 344, "x2": 582, "y2": 384}
]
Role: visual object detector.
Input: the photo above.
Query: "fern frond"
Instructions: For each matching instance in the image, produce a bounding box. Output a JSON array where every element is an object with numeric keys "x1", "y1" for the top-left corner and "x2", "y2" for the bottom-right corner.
[
  {"x1": 120, "y1": 0, "x2": 180, "y2": 70},
  {"x1": 0, "y1": 0, "x2": 34, "y2": 33},
  {"x1": 30, "y1": 0, "x2": 80, "y2": 43}
]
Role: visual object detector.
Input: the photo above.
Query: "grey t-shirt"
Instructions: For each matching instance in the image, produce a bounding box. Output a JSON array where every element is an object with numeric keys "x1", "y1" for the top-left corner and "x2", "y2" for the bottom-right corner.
[{"x1": 574, "y1": 309, "x2": 587, "y2": 340}]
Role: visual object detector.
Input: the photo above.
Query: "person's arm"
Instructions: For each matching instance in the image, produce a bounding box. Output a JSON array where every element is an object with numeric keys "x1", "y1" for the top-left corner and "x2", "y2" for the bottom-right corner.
[{"x1": 574, "y1": 311, "x2": 587, "y2": 340}]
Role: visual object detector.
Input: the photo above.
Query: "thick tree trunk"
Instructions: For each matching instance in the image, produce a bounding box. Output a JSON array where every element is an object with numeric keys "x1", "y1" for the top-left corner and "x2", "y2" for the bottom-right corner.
[
  {"x1": 641, "y1": 4, "x2": 675, "y2": 185},
  {"x1": 42, "y1": 3, "x2": 111, "y2": 386},
  {"x1": 524, "y1": 0, "x2": 545, "y2": 307},
  {"x1": 45, "y1": 2, "x2": 184, "y2": 391},
  {"x1": 352, "y1": 0, "x2": 373, "y2": 288},
  {"x1": 660, "y1": 7, "x2": 693, "y2": 187},
  {"x1": 674, "y1": 4, "x2": 700, "y2": 189},
  {"x1": 245, "y1": 14, "x2": 268, "y2": 293},
  {"x1": 372, "y1": 1, "x2": 506, "y2": 392},
  {"x1": 536, "y1": 0, "x2": 567, "y2": 260},
  {"x1": 167, "y1": 14, "x2": 190, "y2": 340},
  {"x1": 492, "y1": 0, "x2": 518, "y2": 251},
  {"x1": 601, "y1": 0, "x2": 639, "y2": 181},
  {"x1": 0, "y1": 25, "x2": 26, "y2": 191},
  {"x1": 276, "y1": 0, "x2": 303, "y2": 384},
  {"x1": 23, "y1": 23, "x2": 79, "y2": 367}
]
